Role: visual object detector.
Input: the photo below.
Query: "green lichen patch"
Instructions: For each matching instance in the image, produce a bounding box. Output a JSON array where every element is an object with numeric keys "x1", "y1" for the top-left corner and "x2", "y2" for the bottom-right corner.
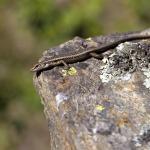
[{"x1": 62, "y1": 67, "x2": 77, "y2": 76}]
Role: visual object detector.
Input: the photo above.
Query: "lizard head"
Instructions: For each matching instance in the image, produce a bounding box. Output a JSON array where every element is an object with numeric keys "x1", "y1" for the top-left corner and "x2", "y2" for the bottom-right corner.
[{"x1": 30, "y1": 63, "x2": 50, "y2": 72}]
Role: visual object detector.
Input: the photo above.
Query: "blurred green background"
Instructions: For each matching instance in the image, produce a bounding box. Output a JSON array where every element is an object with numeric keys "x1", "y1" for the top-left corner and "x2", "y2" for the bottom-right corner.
[{"x1": 0, "y1": 0, "x2": 149, "y2": 149}]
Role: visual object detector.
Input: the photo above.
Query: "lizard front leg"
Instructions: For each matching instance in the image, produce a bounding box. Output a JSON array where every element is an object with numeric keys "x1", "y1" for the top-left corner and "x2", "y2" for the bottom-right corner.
[{"x1": 60, "y1": 60, "x2": 70, "y2": 70}]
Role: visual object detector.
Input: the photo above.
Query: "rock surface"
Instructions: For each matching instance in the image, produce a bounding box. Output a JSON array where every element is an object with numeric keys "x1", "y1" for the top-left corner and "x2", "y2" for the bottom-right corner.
[{"x1": 33, "y1": 34, "x2": 150, "y2": 150}]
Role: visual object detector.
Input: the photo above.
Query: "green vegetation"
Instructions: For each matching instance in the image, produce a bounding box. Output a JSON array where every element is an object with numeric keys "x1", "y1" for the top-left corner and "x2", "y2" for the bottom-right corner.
[
  {"x1": 129, "y1": 0, "x2": 150, "y2": 26},
  {"x1": 17, "y1": 0, "x2": 104, "y2": 44}
]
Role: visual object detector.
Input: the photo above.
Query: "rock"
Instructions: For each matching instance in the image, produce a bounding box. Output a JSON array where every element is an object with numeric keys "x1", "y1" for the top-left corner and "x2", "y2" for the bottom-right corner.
[{"x1": 33, "y1": 33, "x2": 150, "y2": 150}]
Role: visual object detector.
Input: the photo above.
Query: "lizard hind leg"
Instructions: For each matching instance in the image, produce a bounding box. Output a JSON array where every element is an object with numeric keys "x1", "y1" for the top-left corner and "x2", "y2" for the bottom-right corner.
[{"x1": 90, "y1": 52, "x2": 103, "y2": 59}]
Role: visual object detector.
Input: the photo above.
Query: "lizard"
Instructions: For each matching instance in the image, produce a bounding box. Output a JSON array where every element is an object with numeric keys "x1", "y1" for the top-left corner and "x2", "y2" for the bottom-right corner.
[{"x1": 31, "y1": 29, "x2": 150, "y2": 73}]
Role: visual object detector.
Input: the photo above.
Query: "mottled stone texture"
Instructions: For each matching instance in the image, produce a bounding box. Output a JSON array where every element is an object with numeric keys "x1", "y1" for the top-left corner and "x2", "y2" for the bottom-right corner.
[{"x1": 33, "y1": 36, "x2": 150, "y2": 150}]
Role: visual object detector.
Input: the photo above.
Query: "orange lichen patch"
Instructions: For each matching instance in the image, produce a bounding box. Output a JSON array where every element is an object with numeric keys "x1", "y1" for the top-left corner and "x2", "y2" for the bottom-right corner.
[
  {"x1": 114, "y1": 80, "x2": 136, "y2": 92},
  {"x1": 56, "y1": 78, "x2": 72, "y2": 91},
  {"x1": 112, "y1": 72, "x2": 145, "y2": 93},
  {"x1": 48, "y1": 100, "x2": 58, "y2": 112},
  {"x1": 109, "y1": 108, "x2": 131, "y2": 127},
  {"x1": 116, "y1": 117, "x2": 130, "y2": 128}
]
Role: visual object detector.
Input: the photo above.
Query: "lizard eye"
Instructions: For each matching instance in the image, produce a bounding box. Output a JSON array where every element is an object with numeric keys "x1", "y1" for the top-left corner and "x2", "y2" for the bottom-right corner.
[
  {"x1": 31, "y1": 64, "x2": 40, "y2": 71},
  {"x1": 44, "y1": 64, "x2": 49, "y2": 67}
]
